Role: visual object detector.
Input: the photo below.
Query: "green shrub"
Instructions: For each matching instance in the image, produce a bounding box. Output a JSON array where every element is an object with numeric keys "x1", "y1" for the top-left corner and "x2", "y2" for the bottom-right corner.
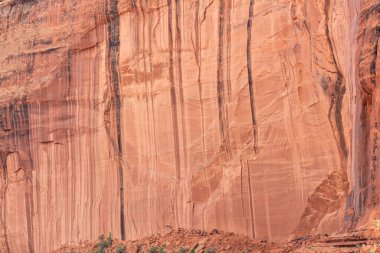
[
  {"x1": 105, "y1": 233, "x2": 113, "y2": 247},
  {"x1": 95, "y1": 233, "x2": 113, "y2": 253},
  {"x1": 149, "y1": 247, "x2": 157, "y2": 253},
  {"x1": 116, "y1": 244, "x2": 126, "y2": 253}
]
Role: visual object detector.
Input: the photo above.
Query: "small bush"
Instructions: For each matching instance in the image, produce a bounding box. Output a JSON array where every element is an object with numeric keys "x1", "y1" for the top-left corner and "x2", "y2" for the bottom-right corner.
[
  {"x1": 105, "y1": 233, "x2": 113, "y2": 247},
  {"x1": 116, "y1": 244, "x2": 126, "y2": 253},
  {"x1": 95, "y1": 233, "x2": 113, "y2": 253}
]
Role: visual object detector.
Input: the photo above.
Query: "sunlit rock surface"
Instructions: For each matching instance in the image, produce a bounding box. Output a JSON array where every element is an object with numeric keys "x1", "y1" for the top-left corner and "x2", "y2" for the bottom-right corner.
[{"x1": 0, "y1": 0, "x2": 378, "y2": 252}]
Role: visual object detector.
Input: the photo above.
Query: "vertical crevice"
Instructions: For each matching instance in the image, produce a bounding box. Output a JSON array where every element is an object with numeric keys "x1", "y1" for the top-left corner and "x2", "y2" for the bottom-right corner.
[
  {"x1": 175, "y1": 0, "x2": 188, "y2": 170},
  {"x1": 66, "y1": 49, "x2": 72, "y2": 98},
  {"x1": 64, "y1": 53, "x2": 72, "y2": 244},
  {"x1": 247, "y1": 0, "x2": 258, "y2": 154},
  {"x1": 217, "y1": 0, "x2": 229, "y2": 145},
  {"x1": 27, "y1": 53, "x2": 34, "y2": 75},
  {"x1": 105, "y1": 0, "x2": 125, "y2": 240},
  {"x1": 358, "y1": 96, "x2": 370, "y2": 217},
  {"x1": 371, "y1": 130, "x2": 378, "y2": 206},
  {"x1": 226, "y1": 0, "x2": 232, "y2": 102},
  {"x1": 370, "y1": 28, "x2": 379, "y2": 86},
  {"x1": 168, "y1": 0, "x2": 181, "y2": 180},
  {"x1": 324, "y1": 0, "x2": 348, "y2": 160},
  {"x1": 21, "y1": 99, "x2": 34, "y2": 253},
  {"x1": 168, "y1": 0, "x2": 181, "y2": 228}
]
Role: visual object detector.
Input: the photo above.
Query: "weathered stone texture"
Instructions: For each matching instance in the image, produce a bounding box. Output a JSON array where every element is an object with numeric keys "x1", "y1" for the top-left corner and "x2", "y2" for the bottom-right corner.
[{"x1": 0, "y1": 0, "x2": 378, "y2": 252}]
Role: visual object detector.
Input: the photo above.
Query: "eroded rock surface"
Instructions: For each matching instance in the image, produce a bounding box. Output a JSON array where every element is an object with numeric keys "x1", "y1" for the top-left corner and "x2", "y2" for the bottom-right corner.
[{"x1": 0, "y1": 0, "x2": 379, "y2": 252}]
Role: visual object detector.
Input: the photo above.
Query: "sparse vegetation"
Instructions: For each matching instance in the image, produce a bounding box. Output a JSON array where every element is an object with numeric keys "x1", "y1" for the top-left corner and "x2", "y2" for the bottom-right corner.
[
  {"x1": 148, "y1": 246, "x2": 166, "y2": 253},
  {"x1": 116, "y1": 244, "x2": 126, "y2": 253},
  {"x1": 92, "y1": 233, "x2": 113, "y2": 253},
  {"x1": 175, "y1": 247, "x2": 216, "y2": 253}
]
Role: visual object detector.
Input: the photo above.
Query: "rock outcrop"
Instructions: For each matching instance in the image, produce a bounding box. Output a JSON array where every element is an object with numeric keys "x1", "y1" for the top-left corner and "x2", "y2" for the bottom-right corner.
[{"x1": 0, "y1": 0, "x2": 379, "y2": 252}]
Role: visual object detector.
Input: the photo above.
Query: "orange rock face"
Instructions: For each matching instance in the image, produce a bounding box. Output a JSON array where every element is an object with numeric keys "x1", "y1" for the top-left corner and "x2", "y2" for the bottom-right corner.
[{"x1": 0, "y1": 0, "x2": 379, "y2": 252}]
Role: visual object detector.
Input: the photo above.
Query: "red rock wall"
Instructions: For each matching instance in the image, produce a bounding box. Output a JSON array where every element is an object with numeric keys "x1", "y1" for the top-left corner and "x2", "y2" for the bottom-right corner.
[
  {"x1": 350, "y1": 0, "x2": 380, "y2": 228},
  {"x1": 0, "y1": 0, "x2": 378, "y2": 252}
]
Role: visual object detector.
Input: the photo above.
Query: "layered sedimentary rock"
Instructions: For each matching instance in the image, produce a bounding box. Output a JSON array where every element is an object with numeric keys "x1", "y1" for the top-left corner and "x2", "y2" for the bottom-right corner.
[{"x1": 0, "y1": 0, "x2": 379, "y2": 252}]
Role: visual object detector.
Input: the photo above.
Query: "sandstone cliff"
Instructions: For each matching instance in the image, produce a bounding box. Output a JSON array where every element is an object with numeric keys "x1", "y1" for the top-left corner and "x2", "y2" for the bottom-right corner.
[{"x1": 0, "y1": 0, "x2": 379, "y2": 252}]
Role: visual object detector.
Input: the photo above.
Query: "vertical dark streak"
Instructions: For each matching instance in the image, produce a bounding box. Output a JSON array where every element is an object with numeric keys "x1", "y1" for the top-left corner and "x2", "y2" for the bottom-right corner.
[
  {"x1": 357, "y1": 95, "x2": 369, "y2": 217},
  {"x1": 370, "y1": 28, "x2": 379, "y2": 85},
  {"x1": 105, "y1": 0, "x2": 125, "y2": 240},
  {"x1": 64, "y1": 53, "x2": 75, "y2": 245},
  {"x1": 21, "y1": 100, "x2": 34, "y2": 253},
  {"x1": 217, "y1": 0, "x2": 228, "y2": 143},
  {"x1": 246, "y1": 161, "x2": 255, "y2": 238},
  {"x1": 66, "y1": 49, "x2": 72, "y2": 98},
  {"x1": 168, "y1": 0, "x2": 181, "y2": 180},
  {"x1": 62, "y1": 103, "x2": 68, "y2": 248},
  {"x1": 27, "y1": 53, "x2": 34, "y2": 75},
  {"x1": 325, "y1": 0, "x2": 348, "y2": 160},
  {"x1": 335, "y1": 80, "x2": 348, "y2": 158},
  {"x1": 226, "y1": 1, "x2": 232, "y2": 102},
  {"x1": 168, "y1": 0, "x2": 181, "y2": 228},
  {"x1": 175, "y1": 0, "x2": 188, "y2": 169},
  {"x1": 64, "y1": 54, "x2": 72, "y2": 243},
  {"x1": 247, "y1": 0, "x2": 258, "y2": 154}
]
